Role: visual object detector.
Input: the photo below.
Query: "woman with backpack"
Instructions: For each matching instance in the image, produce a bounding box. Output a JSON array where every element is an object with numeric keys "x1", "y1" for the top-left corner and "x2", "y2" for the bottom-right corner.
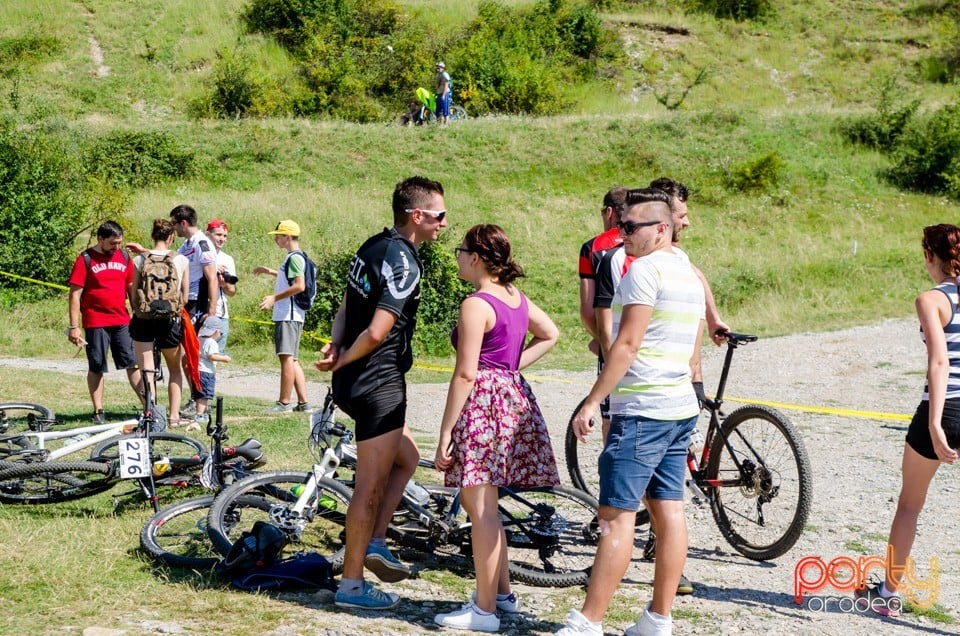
[{"x1": 127, "y1": 218, "x2": 190, "y2": 423}]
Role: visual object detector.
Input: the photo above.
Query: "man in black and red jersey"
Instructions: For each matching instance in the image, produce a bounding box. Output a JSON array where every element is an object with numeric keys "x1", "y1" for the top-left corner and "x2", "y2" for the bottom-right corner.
[
  {"x1": 315, "y1": 176, "x2": 448, "y2": 611},
  {"x1": 578, "y1": 187, "x2": 629, "y2": 353}
]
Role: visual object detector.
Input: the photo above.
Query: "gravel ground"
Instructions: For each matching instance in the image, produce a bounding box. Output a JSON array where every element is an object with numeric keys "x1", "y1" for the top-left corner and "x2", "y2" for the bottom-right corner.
[{"x1": 2, "y1": 318, "x2": 958, "y2": 635}]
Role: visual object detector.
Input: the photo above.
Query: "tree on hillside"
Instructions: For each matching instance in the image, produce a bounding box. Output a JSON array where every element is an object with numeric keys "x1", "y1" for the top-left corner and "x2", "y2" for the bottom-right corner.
[{"x1": 0, "y1": 123, "x2": 102, "y2": 296}]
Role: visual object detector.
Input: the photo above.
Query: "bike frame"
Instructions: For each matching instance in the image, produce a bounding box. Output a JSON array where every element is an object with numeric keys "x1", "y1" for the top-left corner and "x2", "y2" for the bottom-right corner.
[
  {"x1": 692, "y1": 333, "x2": 764, "y2": 491},
  {"x1": 2, "y1": 417, "x2": 139, "y2": 462}
]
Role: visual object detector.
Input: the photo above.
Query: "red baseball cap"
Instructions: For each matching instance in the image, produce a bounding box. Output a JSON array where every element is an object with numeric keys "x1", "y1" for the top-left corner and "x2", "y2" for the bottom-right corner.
[{"x1": 206, "y1": 219, "x2": 228, "y2": 231}]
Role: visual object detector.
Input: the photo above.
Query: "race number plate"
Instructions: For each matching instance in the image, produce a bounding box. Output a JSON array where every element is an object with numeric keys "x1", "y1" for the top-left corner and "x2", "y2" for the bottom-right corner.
[{"x1": 118, "y1": 437, "x2": 151, "y2": 479}]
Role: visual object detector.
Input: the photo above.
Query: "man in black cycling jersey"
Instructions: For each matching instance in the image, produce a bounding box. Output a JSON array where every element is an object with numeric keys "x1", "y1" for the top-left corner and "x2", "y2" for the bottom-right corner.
[{"x1": 315, "y1": 176, "x2": 448, "y2": 611}]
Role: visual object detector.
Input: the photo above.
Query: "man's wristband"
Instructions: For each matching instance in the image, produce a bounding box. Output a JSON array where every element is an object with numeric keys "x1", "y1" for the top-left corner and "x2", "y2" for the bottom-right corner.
[{"x1": 68, "y1": 325, "x2": 79, "y2": 330}]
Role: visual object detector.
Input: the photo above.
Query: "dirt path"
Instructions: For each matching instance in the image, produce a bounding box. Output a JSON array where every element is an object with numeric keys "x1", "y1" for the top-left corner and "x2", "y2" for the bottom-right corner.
[{"x1": 2, "y1": 318, "x2": 957, "y2": 634}]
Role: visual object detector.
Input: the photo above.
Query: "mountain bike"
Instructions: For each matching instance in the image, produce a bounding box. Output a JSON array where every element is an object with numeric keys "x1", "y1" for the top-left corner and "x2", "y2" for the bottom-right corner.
[
  {"x1": 0, "y1": 382, "x2": 207, "y2": 510},
  {"x1": 205, "y1": 389, "x2": 601, "y2": 587},
  {"x1": 139, "y1": 396, "x2": 267, "y2": 569},
  {"x1": 564, "y1": 331, "x2": 813, "y2": 561},
  {"x1": 410, "y1": 87, "x2": 468, "y2": 125}
]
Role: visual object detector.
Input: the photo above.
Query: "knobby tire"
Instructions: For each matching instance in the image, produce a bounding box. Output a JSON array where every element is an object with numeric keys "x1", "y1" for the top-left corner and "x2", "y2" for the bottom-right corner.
[
  {"x1": 0, "y1": 460, "x2": 114, "y2": 504},
  {"x1": 705, "y1": 404, "x2": 812, "y2": 561},
  {"x1": 500, "y1": 485, "x2": 600, "y2": 587},
  {"x1": 206, "y1": 470, "x2": 353, "y2": 572},
  {"x1": 140, "y1": 493, "x2": 273, "y2": 569}
]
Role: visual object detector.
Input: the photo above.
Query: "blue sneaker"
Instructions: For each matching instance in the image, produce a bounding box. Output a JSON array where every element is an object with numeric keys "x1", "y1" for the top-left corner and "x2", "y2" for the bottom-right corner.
[
  {"x1": 334, "y1": 581, "x2": 400, "y2": 610},
  {"x1": 365, "y1": 544, "x2": 411, "y2": 582}
]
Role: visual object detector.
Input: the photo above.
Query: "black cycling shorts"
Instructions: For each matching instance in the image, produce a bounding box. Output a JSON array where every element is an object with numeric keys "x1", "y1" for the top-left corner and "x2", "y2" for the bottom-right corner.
[
  {"x1": 906, "y1": 398, "x2": 960, "y2": 460},
  {"x1": 335, "y1": 380, "x2": 406, "y2": 442}
]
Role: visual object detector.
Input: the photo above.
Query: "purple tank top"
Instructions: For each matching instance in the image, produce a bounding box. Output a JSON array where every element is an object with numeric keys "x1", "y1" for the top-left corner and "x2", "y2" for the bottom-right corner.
[{"x1": 451, "y1": 291, "x2": 529, "y2": 371}]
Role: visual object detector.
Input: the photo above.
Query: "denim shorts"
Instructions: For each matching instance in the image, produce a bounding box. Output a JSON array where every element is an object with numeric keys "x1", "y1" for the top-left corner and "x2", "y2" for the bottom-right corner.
[
  {"x1": 597, "y1": 414, "x2": 697, "y2": 510},
  {"x1": 192, "y1": 370, "x2": 216, "y2": 401}
]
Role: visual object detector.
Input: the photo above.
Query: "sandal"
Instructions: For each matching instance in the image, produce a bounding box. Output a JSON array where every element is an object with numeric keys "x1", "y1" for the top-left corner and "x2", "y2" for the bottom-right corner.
[{"x1": 168, "y1": 418, "x2": 182, "y2": 428}]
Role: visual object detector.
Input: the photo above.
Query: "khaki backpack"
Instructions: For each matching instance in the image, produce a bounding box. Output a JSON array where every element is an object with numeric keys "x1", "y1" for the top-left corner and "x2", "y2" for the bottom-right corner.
[{"x1": 135, "y1": 252, "x2": 182, "y2": 320}]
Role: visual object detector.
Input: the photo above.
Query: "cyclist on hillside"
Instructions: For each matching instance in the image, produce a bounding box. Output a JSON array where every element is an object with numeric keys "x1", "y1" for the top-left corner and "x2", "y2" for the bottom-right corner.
[{"x1": 435, "y1": 61, "x2": 452, "y2": 125}]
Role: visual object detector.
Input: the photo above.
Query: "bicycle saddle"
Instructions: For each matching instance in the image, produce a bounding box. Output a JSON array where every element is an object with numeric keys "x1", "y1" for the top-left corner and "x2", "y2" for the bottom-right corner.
[{"x1": 717, "y1": 331, "x2": 758, "y2": 346}]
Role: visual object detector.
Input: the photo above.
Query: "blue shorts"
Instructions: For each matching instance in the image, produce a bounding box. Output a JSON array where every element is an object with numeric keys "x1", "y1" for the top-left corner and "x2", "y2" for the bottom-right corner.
[
  {"x1": 436, "y1": 92, "x2": 451, "y2": 118},
  {"x1": 597, "y1": 414, "x2": 697, "y2": 510},
  {"x1": 192, "y1": 370, "x2": 216, "y2": 401}
]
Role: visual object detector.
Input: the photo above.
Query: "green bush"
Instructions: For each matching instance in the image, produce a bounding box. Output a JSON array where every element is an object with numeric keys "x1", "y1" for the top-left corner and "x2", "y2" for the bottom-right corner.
[
  {"x1": 306, "y1": 238, "x2": 470, "y2": 355},
  {"x1": 687, "y1": 0, "x2": 774, "y2": 21},
  {"x1": 0, "y1": 34, "x2": 62, "y2": 73},
  {"x1": 241, "y1": 0, "x2": 327, "y2": 50},
  {"x1": 886, "y1": 101, "x2": 960, "y2": 197},
  {"x1": 198, "y1": 49, "x2": 262, "y2": 119},
  {"x1": 839, "y1": 76, "x2": 920, "y2": 152},
  {"x1": 85, "y1": 131, "x2": 194, "y2": 189},
  {"x1": 727, "y1": 151, "x2": 784, "y2": 193},
  {"x1": 415, "y1": 239, "x2": 472, "y2": 356},
  {"x1": 0, "y1": 121, "x2": 97, "y2": 293},
  {"x1": 201, "y1": 0, "x2": 618, "y2": 120}
]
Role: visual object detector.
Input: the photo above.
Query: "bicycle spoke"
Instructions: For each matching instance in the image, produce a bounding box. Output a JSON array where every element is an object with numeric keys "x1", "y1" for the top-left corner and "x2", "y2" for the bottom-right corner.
[{"x1": 706, "y1": 405, "x2": 812, "y2": 560}]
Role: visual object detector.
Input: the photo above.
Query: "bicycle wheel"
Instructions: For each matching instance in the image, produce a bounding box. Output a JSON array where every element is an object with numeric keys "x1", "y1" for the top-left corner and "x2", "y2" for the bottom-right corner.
[
  {"x1": 705, "y1": 404, "x2": 812, "y2": 561},
  {"x1": 0, "y1": 403, "x2": 55, "y2": 434},
  {"x1": 500, "y1": 485, "x2": 600, "y2": 587},
  {"x1": 91, "y1": 432, "x2": 207, "y2": 477},
  {"x1": 140, "y1": 493, "x2": 273, "y2": 569},
  {"x1": 564, "y1": 397, "x2": 603, "y2": 497},
  {"x1": 0, "y1": 460, "x2": 115, "y2": 504},
  {"x1": 564, "y1": 399, "x2": 653, "y2": 529},
  {"x1": 450, "y1": 105, "x2": 468, "y2": 122},
  {"x1": 206, "y1": 470, "x2": 352, "y2": 572}
]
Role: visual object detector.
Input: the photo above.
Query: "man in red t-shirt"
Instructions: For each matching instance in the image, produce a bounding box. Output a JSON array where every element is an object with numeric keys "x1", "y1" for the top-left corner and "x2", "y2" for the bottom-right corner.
[{"x1": 67, "y1": 221, "x2": 143, "y2": 424}]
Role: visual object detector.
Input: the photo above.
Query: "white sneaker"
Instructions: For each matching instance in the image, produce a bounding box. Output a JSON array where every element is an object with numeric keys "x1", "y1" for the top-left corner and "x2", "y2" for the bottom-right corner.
[
  {"x1": 471, "y1": 590, "x2": 520, "y2": 613},
  {"x1": 434, "y1": 602, "x2": 500, "y2": 632},
  {"x1": 556, "y1": 609, "x2": 603, "y2": 635},
  {"x1": 624, "y1": 604, "x2": 672, "y2": 636}
]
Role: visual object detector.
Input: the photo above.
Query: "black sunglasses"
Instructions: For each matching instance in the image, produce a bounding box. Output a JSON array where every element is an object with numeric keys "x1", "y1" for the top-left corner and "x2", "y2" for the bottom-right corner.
[
  {"x1": 453, "y1": 247, "x2": 475, "y2": 257},
  {"x1": 617, "y1": 220, "x2": 661, "y2": 236}
]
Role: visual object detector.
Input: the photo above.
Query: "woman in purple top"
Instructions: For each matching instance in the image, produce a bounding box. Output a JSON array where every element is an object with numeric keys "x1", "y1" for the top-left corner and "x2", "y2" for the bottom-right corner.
[{"x1": 434, "y1": 224, "x2": 560, "y2": 632}]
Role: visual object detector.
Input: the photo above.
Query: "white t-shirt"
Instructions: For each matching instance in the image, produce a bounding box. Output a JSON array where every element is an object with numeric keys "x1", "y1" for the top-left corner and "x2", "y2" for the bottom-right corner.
[
  {"x1": 609, "y1": 249, "x2": 705, "y2": 420},
  {"x1": 199, "y1": 337, "x2": 220, "y2": 374},
  {"x1": 215, "y1": 250, "x2": 236, "y2": 319},
  {"x1": 272, "y1": 251, "x2": 306, "y2": 323},
  {"x1": 178, "y1": 231, "x2": 217, "y2": 301}
]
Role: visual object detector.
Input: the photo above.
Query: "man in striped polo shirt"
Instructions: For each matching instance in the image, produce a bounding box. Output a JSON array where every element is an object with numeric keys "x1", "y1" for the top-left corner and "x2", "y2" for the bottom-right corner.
[{"x1": 558, "y1": 187, "x2": 706, "y2": 636}]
